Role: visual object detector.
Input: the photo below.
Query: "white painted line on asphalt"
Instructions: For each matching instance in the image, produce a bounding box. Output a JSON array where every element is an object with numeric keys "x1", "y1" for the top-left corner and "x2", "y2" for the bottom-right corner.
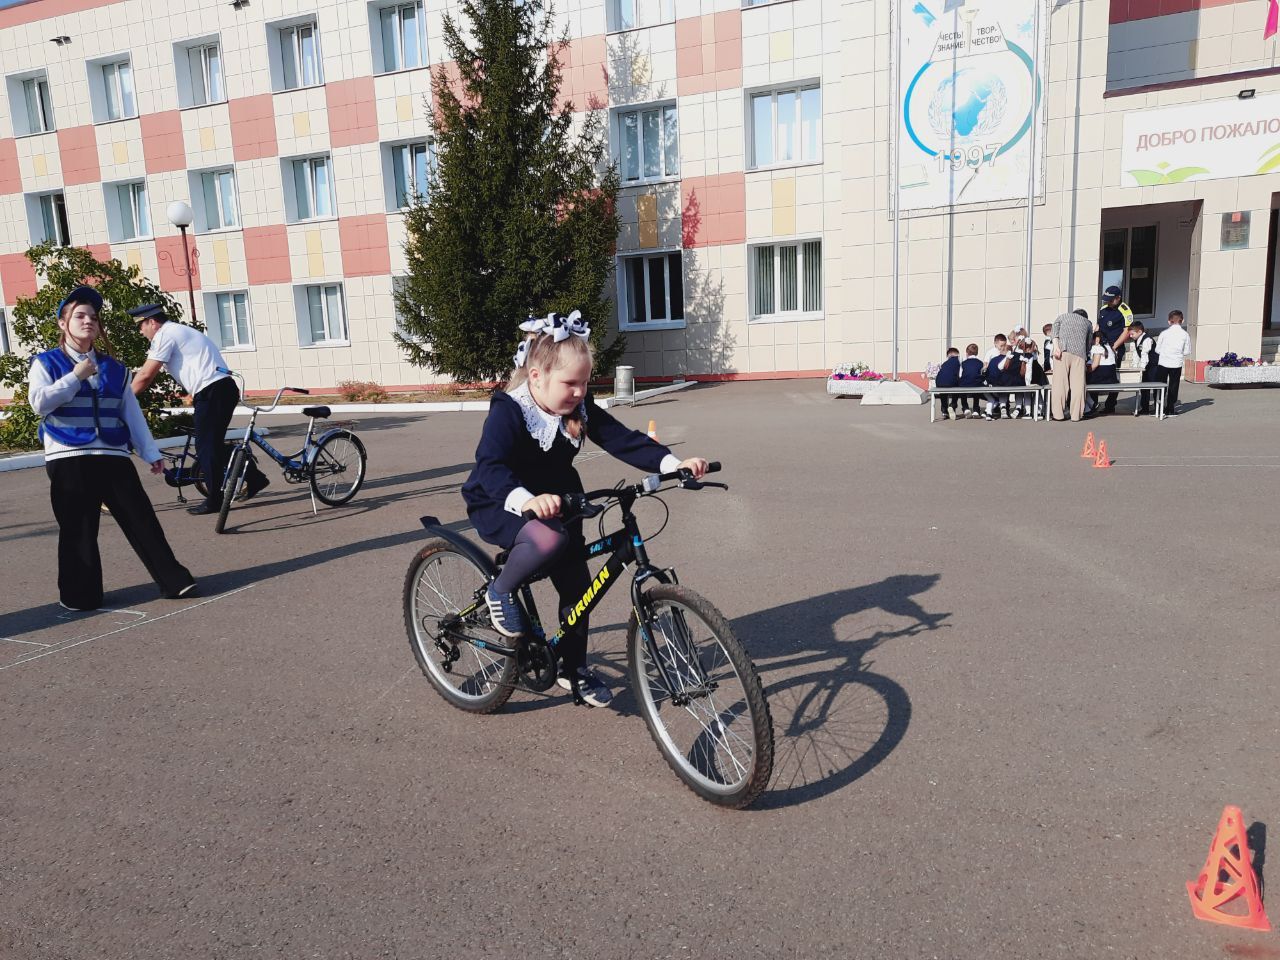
[
  {"x1": 0, "y1": 585, "x2": 256, "y2": 672},
  {"x1": 1, "y1": 637, "x2": 52, "y2": 647},
  {"x1": 1111, "y1": 463, "x2": 1280, "y2": 468}
]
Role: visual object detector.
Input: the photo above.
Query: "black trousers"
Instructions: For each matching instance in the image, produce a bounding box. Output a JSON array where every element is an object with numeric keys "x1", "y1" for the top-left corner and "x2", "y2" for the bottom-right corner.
[
  {"x1": 1160, "y1": 366, "x2": 1182, "y2": 412},
  {"x1": 194, "y1": 377, "x2": 264, "y2": 506},
  {"x1": 47, "y1": 456, "x2": 195, "y2": 609}
]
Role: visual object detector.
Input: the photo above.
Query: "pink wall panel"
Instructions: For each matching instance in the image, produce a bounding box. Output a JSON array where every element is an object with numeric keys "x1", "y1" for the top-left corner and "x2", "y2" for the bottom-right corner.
[
  {"x1": 229, "y1": 95, "x2": 278, "y2": 162},
  {"x1": 326, "y1": 77, "x2": 379, "y2": 148},
  {"x1": 243, "y1": 225, "x2": 291, "y2": 286},
  {"x1": 0, "y1": 253, "x2": 38, "y2": 301},
  {"x1": 339, "y1": 214, "x2": 391, "y2": 278},
  {"x1": 0, "y1": 0, "x2": 122, "y2": 29},
  {"x1": 676, "y1": 12, "x2": 743, "y2": 96},
  {"x1": 57, "y1": 125, "x2": 101, "y2": 186},
  {"x1": 680, "y1": 173, "x2": 745, "y2": 248},
  {"x1": 154, "y1": 235, "x2": 202, "y2": 293},
  {"x1": 83, "y1": 243, "x2": 112, "y2": 264},
  {"x1": 558, "y1": 35, "x2": 608, "y2": 111},
  {"x1": 1111, "y1": 0, "x2": 1249, "y2": 22},
  {"x1": 141, "y1": 110, "x2": 186, "y2": 174},
  {"x1": 0, "y1": 138, "x2": 20, "y2": 195}
]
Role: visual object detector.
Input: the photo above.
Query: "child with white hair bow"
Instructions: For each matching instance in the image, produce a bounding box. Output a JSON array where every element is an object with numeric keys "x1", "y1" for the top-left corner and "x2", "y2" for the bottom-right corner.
[{"x1": 460, "y1": 311, "x2": 708, "y2": 706}]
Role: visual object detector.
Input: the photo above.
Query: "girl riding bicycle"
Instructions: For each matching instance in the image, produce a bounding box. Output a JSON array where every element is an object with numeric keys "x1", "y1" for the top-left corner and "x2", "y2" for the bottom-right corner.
[{"x1": 461, "y1": 311, "x2": 708, "y2": 706}]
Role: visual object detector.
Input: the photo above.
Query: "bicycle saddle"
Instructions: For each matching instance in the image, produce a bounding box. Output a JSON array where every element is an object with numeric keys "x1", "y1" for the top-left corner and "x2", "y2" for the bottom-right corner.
[{"x1": 302, "y1": 406, "x2": 331, "y2": 419}]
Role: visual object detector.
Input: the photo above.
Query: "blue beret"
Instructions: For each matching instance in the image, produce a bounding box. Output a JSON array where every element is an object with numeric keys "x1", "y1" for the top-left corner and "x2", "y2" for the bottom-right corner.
[{"x1": 55, "y1": 285, "x2": 103, "y2": 317}]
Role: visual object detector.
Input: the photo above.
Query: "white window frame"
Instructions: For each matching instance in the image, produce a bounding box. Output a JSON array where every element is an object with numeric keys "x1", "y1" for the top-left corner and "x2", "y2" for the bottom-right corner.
[
  {"x1": 100, "y1": 58, "x2": 137, "y2": 121},
  {"x1": 377, "y1": 1, "x2": 427, "y2": 73},
  {"x1": 616, "y1": 102, "x2": 679, "y2": 184},
  {"x1": 617, "y1": 250, "x2": 685, "y2": 331},
  {"x1": 22, "y1": 74, "x2": 55, "y2": 134},
  {"x1": 748, "y1": 237, "x2": 823, "y2": 322},
  {"x1": 277, "y1": 19, "x2": 323, "y2": 91},
  {"x1": 210, "y1": 291, "x2": 254, "y2": 350},
  {"x1": 389, "y1": 140, "x2": 433, "y2": 209},
  {"x1": 608, "y1": 0, "x2": 675, "y2": 32},
  {"x1": 299, "y1": 283, "x2": 348, "y2": 346},
  {"x1": 32, "y1": 191, "x2": 71, "y2": 246},
  {"x1": 198, "y1": 167, "x2": 240, "y2": 231},
  {"x1": 184, "y1": 41, "x2": 226, "y2": 107},
  {"x1": 290, "y1": 155, "x2": 335, "y2": 221},
  {"x1": 747, "y1": 82, "x2": 822, "y2": 170},
  {"x1": 111, "y1": 180, "x2": 152, "y2": 241}
]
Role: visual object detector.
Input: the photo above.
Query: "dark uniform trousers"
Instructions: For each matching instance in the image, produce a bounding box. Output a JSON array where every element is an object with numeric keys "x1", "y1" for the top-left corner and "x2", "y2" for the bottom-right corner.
[
  {"x1": 193, "y1": 376, "x2": 265, "y2": 506},
  {"x1": 47, "y1": 456, "x2": 195, "y2": 609}
]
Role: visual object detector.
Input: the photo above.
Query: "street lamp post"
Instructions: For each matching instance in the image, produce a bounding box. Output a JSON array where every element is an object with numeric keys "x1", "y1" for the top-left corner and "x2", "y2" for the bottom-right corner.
[{"x1": 161, "y1": 200, "x2": 200, "y2": 324}]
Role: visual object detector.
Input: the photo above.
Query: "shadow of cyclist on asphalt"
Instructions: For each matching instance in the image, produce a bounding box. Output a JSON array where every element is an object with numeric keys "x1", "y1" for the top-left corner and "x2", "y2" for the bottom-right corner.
[{"x1": 734, "y1": 573, "x2": 950, "y2": 809}]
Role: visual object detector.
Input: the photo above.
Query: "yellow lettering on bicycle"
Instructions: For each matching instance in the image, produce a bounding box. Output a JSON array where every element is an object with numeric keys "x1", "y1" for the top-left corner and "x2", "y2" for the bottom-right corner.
[{"x1": 565, "y1": 567, "x2": 610, "y2": 627}]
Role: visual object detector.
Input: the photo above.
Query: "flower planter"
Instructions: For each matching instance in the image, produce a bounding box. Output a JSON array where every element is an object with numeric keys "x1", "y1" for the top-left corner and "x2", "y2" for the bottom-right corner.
[
  {"x1": 827, "y1": 378, "x2": 882, "y2": 397},
  {"x1": 1206, "y1": 365, "x2": 1280, "y2": 386}
]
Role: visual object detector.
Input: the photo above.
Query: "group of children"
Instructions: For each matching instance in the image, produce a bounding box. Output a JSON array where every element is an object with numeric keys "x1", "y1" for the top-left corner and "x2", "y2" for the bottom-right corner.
[
  {"x1": 933, "y1": 313, "x2": 1165, "y2": 421},
  {"x1": 933, "y1": 326, "x2": 1050, "y2": 420}
]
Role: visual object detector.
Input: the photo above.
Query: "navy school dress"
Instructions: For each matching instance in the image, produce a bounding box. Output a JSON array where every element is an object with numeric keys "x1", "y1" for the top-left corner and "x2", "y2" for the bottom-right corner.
[{"x1": 462, "y1": 389, "x2": 674, "y2": 550}]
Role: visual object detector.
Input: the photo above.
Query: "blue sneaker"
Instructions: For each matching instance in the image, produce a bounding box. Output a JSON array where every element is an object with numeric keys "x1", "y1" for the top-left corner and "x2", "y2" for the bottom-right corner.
[
  {"x1": 485, "y1": 583, "x2": 528, "y2": 638},
  {"x1": 556, "y1": 666, "x2": 614, "y2": 707}
]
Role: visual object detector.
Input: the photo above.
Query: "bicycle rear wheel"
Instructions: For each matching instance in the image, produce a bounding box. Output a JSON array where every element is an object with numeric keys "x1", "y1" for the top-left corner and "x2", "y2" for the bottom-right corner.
[
  {"x1": 309, "y1": 430, "x2": 366, "y2": 506},
  {"x1": 404, "y1": 540, "x2": 516, "y2": 714},
  {"x1": 215, "y1": 444, "x2": 249, "y2": 534},
  {"x1": 627, "y1": 584, "x2": 774, "y2": 808}
]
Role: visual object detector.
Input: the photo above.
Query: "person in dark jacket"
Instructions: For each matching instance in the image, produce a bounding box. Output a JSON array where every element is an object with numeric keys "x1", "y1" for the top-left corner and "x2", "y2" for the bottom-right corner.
[
  {"x1": 1127, "y1": 320, "x2": 1159, "y2": 415},
  {"x1": 27, "y1": 285, "x2": 196, "y2": 610},
  {"x1": 958, "y1": 343, "x2": 984, "y2": 418},
  {"x1": 934, "y1": 346, "x2": 961, "y2": 421},
  {"x1": 461, "y1": 311, "x2": 708, "y2": 706}
]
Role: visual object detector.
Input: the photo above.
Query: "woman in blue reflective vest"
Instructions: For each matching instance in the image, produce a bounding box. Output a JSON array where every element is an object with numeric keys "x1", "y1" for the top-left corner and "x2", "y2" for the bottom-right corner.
[{"x1": 27, "y1": 285, "x2": 195, "y2": 611}]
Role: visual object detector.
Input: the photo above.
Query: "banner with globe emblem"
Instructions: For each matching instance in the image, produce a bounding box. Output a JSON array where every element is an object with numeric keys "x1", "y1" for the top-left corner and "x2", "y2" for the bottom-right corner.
[{"x1": 894, "y1": 0, "x2": 1047, "y2": 213}]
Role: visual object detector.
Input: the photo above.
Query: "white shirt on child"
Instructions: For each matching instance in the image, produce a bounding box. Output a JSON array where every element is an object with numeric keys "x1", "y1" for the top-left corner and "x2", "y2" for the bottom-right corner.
[{"x1": 1156, "y1": 324, "x2": 1192, "y2": 368}]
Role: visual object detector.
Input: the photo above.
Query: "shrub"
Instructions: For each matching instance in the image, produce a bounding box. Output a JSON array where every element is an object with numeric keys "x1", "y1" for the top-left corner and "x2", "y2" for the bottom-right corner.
[{"x1": 337, "y1": 380, "x2": 389, "y2": 403}]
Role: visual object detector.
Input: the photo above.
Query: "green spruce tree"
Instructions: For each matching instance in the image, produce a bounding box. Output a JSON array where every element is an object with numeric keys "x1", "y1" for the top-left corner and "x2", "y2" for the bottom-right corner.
[
  {"x1": 0, "y1": 244, "x2": 190, "y2": 450},
  {"x1": 394, "y1": 0, "x2": 622, "y2": 384}
]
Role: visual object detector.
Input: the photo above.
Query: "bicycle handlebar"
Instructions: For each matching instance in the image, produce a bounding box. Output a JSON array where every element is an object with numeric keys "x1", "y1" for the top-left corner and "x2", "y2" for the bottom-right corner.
[{"x1": 520, "y1": 462, "x2": 722, "y2": 522}]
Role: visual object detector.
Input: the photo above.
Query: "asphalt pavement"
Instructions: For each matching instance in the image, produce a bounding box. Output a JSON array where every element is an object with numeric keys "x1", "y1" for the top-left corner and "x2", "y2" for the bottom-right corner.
[{"x1": 2, "y1": 381, "x2": 1278, "y2": 960}]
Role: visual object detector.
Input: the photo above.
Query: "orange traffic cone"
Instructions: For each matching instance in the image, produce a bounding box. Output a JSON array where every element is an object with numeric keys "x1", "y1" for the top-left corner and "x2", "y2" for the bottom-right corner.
[
  {"x1": 1080, "y1": 432, "x2": 1096, "y2": 458},
  {"x1": 1093, "y1": 440, "x2": 1111, "y2": 469},
  {"x1": 647, "y1": 419, "x2": 658, "y2": 441},
  {"x1": 1187, "y1": 805, "x2": 1271, "y2": 931}
]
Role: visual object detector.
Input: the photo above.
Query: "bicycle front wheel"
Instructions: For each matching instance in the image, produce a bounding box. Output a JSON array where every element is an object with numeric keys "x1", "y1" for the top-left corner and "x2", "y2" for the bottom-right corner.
[
  {"x1": 215, "y1": 444, "x2": 249, "y2": 534},
  {"x1": 309, "y1": 430, "x2": 366, "y2": 506},
  {"x1": 404, "y1": 540, "x2": 515, "y2": 714},
  {"x1": 627, "y1": 585, "x2": 774, "y2": 808}
]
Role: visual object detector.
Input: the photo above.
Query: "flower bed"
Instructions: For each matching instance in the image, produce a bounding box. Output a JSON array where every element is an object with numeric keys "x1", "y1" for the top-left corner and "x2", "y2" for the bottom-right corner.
[{"x1": 827, "y1": 362, "x2": 884, "y2": 397}]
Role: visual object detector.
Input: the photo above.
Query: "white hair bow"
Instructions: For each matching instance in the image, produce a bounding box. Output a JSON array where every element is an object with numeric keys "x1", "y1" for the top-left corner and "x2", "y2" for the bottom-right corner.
[{"x1": 513, "y1": 310, "x2": 591, "y2": 368}]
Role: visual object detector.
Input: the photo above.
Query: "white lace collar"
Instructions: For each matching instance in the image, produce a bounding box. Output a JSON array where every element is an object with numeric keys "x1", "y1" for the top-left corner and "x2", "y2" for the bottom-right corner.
[{"x1": 508, "y1": 382, "x2": 586, "y2": 451}]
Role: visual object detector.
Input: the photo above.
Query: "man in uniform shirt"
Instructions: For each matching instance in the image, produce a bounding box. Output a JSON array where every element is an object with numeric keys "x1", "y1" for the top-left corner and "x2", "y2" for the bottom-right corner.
[
  {"x1": 129, "y1": 303, "x2": 269, "y2": 515},
  {"x1": 1098, "y1": 285, "x2": 1134, "y2": 359}
]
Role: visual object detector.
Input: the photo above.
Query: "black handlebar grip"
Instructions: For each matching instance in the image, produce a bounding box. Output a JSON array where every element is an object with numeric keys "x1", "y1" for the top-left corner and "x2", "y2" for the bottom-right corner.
[
  {"x1": 291, "y1": 387, "x2": 311, "y2": 395},
  {"x1": 707, "y1": 461, "x2": 721, "y2": 473},
  {"x1": 521, "y1": 509, "x2": 537, "y2": 520}
]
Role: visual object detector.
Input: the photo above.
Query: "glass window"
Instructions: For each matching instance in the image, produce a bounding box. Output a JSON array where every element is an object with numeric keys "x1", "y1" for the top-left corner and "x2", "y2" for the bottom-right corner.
[
  {"x1": 750, "y1": 85, "x2": 821, "y2": 168},
  {"x1": 1100, "y1": 225, "x2": 1158, "y2": 316},
  {"x1": 0, "y1": 309, "x2": 9, "y2": 355},
  {"x1": 118, "y1": 182, "x2": 150, "y2": 240},
  {"x1": 751, "y1": 240, "x2": 822, "y2": 319},
  {"x1": 280, "y1": 22, "x2": 322, "y2": 89},
  {"x1": 189, "y1": 43, "x2": 225, "y2": 106},
  {"x1": 23, "y1": 76, "x2": 54, "y2": 134},
  {"x1": 381, "y1": 2, "x2": 426, "y2": 71},
  {"x1": 305, "y1": 283, "x2": 346, "y2": 343},
  {"x1": 39, "y1": 192, "x2": 71, "y2": 246},
  {"x1": 102, "y1": 60, "x2": 136, "y2": 121},
  {"x1": 201, "y1": 169, "x2": 238, "y2": 229},
  {"x1": 215, "y1": 292, "x2": 252, "y2": 348},
  {"x1": 392, "y1": 141, "x2": 432, "y2": 208},
  {"x1": 293, "y1": 157, "x2": 333, "y2": 220},
  {"x1": 621, "y1": 252, "x2": 684, "y2": 326},
  {"x1": 610, "y1": 0, "x2": 673, "y2": 30},
  {"x1": 618, "y1": 104, "x2": 679, "y2": 182}
]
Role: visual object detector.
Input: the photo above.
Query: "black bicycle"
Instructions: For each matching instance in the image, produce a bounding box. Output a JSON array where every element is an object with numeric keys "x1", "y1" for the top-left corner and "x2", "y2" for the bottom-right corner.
[{"x1": 403, "y1": 463, "x2": 774, "y2": 809}]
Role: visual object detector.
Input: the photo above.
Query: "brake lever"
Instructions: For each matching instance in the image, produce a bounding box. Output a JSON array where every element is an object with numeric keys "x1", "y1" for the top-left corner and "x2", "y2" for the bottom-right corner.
[{"x1": 680, "y1": 479, "x2": 728, "y2": 491}]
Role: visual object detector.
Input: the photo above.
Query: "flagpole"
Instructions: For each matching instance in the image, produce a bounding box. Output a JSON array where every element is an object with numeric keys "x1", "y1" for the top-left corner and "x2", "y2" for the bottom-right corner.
[
  {"x1": 892, "y1": 0, "x2": 902, "y2": 381},
  {"x1": 1023, "y1": 0, "x2": 1042, "y2": 333}
]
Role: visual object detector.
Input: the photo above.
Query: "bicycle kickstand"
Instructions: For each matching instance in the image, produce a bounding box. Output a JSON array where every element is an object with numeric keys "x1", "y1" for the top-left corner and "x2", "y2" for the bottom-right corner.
[
  {"x1": 567, "y1": 673, "x2": 588, "y2": 707},
  {"x1": 308, "y1": 485, "x2": 318, "y2": 517}
]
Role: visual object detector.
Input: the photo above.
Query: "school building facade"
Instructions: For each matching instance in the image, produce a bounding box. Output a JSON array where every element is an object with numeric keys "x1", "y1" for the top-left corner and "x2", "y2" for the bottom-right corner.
[{"x1": 0, "y1": 0, "x2": 1278, "y2": 394}]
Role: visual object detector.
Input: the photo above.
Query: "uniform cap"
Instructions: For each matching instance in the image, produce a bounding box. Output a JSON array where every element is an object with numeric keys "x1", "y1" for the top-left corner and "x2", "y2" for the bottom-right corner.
[
  {"x1": 1102, "y1": 285, "x2": 1122, "y2": 299},
  {"x1": 55, "y1": 285, "x2": 103, "y2": 317},
  {"x1": 127, "y1": 303, "x2": 168, "y2": 322}
]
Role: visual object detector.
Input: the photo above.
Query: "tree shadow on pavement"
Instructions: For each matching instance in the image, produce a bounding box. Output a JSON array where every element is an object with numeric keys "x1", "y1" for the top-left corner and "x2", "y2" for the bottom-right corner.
[{"x1": 735, "y1": 574, "x2": 950, "y2": 809}]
